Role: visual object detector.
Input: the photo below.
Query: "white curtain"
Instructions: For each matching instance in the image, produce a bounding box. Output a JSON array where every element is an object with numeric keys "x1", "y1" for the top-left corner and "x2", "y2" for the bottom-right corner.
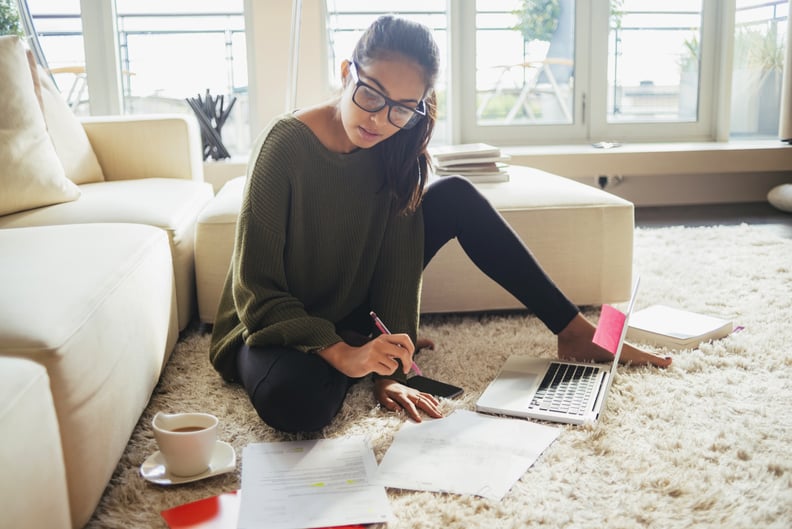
[{"x1": 780, "y1": 0, "x2": 792, "y2": 143}]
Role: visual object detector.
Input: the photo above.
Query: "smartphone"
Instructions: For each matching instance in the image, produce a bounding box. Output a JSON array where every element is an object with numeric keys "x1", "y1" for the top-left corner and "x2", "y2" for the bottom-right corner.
[{"x1": 406, "y1": 375, "x2": 463, "y2": 399}]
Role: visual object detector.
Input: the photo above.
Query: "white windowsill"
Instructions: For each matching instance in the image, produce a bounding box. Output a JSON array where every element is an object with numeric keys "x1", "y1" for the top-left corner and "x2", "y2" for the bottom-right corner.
[
  {"x1": 502, "y1": 139, "x2": 792, "y2": 179},
  {"x1": 202, "y1": 140, "x2": 792, "y2": 205}
]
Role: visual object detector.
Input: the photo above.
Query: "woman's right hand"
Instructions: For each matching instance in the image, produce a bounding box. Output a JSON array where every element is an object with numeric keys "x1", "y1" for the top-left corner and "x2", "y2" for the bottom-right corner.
[{"x1": 317, "y1": 333, "x2": 415, "y2": 378}]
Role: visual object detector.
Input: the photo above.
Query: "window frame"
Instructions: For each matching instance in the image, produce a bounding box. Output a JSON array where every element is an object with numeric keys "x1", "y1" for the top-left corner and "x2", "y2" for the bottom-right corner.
[
  {"x1": 455, "y1": 0, "x2": 588, "y2": 145},
  {"x1": 587, "y1": 0, "x2": 721, "y2": 143},
  {"x1": 455, "y1": 0, "x2": 724, "y2": 146}
]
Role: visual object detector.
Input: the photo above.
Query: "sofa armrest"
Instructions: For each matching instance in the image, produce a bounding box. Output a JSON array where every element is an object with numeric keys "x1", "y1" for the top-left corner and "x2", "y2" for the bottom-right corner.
[{"x1": 81, "y1": 114, "x2": 204, "y2": 182}]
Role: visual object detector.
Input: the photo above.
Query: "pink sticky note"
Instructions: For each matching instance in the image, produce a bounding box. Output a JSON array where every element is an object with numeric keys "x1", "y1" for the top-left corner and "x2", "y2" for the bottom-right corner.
[{"x1": 592, "y1": 304, "x2": 626, "y2": 355}]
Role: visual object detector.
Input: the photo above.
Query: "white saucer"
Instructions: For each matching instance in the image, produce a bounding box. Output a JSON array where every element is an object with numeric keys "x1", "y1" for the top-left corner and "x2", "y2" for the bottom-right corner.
[{"x1": 140, "y1": 440, "x2": 236, "y2": 485}]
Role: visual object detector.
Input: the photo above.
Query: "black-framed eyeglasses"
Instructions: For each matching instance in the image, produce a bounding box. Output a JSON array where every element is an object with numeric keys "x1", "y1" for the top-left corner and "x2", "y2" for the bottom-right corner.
[{"x1": 348, "y1": 60, "x2": 426, "y2": 130}]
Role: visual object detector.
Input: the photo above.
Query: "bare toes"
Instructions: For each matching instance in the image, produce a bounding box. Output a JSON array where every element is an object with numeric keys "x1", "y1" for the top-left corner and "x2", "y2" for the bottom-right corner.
[{"x1": 416, "y1": 337, "x2": 435, "y2": 351}]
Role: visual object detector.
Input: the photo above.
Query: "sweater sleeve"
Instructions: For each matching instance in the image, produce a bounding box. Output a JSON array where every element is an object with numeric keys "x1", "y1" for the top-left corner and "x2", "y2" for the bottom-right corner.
[
  {"x1": 233, "y1": 121, "x2": 341, "y2": 352},
  {"x1": 368, "y1": 208, "x2": 425, "y2": 383}
]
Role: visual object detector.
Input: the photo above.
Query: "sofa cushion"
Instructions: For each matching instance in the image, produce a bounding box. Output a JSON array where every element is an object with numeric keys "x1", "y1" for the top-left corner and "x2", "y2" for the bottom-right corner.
[
  {"x1": 421, "y1": 167, "x2": 635, "y2": 311},
  {"x1": 0, "y1": 357, "x2": 71, "y2": 529},
  {"x1": 38, "y1": 65, "x2": 104, "y2": 184},
  {"x1": 0, "y1": 177, "x2": 215, "y2": 330},
  {"x1": 0, "y1": 35, "x2": 80, "y2": 216},
  {"x1": 195, "y1": 175, "x2": 246, "y2": 322}
]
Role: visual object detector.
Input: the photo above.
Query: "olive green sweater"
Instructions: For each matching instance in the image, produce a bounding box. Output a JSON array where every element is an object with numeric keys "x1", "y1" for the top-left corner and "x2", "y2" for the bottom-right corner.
[{"x1": 209, "y1": 114, "x2": 424, "y2": 382}]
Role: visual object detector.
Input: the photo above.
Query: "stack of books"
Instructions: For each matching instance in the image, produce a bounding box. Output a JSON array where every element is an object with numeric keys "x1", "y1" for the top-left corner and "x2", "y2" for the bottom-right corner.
[{"x1": 430, "y1": 143, "x2": 511, "y2": 183}]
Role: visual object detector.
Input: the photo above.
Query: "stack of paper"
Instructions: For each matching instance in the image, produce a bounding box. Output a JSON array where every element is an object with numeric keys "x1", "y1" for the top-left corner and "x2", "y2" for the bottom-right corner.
[
  {"x1": 626, "y1": 304, "x2": 734, "y2": 348},
  {"x1": 430, "y1": 143, "x2": 511, "y2": 183}
]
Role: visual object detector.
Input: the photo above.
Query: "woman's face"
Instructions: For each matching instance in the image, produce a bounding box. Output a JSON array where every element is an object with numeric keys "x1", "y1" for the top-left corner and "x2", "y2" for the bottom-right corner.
[{"x1": 339, "y1": 56, "x2": 427, "y2": 150}]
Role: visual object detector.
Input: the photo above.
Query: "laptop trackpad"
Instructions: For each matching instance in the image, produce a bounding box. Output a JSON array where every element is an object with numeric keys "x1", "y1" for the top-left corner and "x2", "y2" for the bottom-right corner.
[{"x1": 478, "y1": 371, "x2": 538, "y2": 409}]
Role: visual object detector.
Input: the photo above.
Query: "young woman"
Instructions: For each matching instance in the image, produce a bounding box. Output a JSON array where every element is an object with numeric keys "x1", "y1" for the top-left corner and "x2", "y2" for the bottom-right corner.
[{"x1": 210, "y1": 15, "x2": 670, "y2": 433}]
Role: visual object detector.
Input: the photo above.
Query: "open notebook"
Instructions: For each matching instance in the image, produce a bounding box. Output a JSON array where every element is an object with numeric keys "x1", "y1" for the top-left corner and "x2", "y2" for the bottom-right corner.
[{"x1": 476, "y1": 279, "x2": 639, "y2": 425}]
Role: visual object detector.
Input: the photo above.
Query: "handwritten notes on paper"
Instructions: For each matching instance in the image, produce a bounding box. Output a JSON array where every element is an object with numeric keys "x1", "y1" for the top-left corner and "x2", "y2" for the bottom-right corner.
[
  {"x1": 237, "y1": 437, "x2": 392, "y2": 529},
  {"x1": 377, "y1": 410, "x2": 559, "y2": 500}
]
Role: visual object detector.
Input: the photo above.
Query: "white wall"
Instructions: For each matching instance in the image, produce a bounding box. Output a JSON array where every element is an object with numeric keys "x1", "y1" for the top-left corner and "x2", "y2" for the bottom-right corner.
[{"x1": 244, "y1": 0, "x2": 329, "y2": 137}]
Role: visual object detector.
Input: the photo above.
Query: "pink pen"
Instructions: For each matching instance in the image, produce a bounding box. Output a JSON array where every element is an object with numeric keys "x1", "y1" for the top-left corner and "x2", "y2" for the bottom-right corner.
[{"x1": 369, "y1": 311, "x2": 422, "y2": 376}]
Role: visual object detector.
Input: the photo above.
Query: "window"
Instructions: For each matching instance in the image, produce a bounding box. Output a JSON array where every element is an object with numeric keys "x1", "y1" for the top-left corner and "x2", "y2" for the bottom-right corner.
[
  {"x1": 24, "y1": 0, "x2": 86, "y2": 111},
  {"x1": 607, "y1": 1, "x2": 703, "y2": 124},
  {"x1": 474, "y1": 0, "x2": 575, "y2": 127},
  {"x1": 21, "y1": 1, "x2": 789, "y2": 153},
  {"x1": 326, "y1": 0, "x2": 788, "y2": 146},
  {"x1": 114, "y1": 1, "x2": 249, "y2": 155},
  {"x1": 463, "y1": 0, "x2": 716, "y2": 144},
  {"x1": 731, "y1": 0, "x2": 788, "y2": 138},
  {"x1": 462, "y1": 0, "x2": 584, "y2": 143},
  {"x1": 25, "y1": 0, "x2": 250, "y2": 156}
]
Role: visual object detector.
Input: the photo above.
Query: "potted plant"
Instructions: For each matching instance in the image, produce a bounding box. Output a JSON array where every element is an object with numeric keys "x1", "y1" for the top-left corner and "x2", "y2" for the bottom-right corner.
[
  {"x1": 732, "y1": 25, "x2": 784, "y2": 134},
  {"x1": 0, "y1": 0, "x2": 23, "y2": 36},
  {"x1": 513, "y1": 0, "x2": 560, "y2": 47},
  {"x1": 510, "y1": 0, "x2": 564, "y2": 121},
  {"x1": 678, "y1": 35, "x2": 699, "y2": 120}
]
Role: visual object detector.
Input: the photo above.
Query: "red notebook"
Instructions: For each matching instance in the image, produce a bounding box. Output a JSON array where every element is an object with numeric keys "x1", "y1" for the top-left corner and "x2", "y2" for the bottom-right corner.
[{"x1": 160, "y1": 490, "x2": 366, "y2": 529}]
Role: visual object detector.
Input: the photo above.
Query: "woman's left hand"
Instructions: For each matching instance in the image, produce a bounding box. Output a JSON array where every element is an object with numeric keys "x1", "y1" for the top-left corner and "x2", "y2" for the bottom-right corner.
[{"x1": 374, "y1": 379, "x2": 443, "y2": 422}]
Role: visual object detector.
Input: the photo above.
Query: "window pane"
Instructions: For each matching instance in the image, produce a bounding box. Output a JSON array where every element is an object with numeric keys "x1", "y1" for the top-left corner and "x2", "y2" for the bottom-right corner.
[
  {"x1": 26, "y1": 0, "x2": 88, "y2": 114},
  {"x1": 116, "y1": 1, "x2": 249, "y2": 155},
  {"x1": 325, "y1": 1, "x2": 448, "y2": 144},
  {"x1": 475, "y1": 0, "x2": 575, "y2": 126},
  {"x1": 608, "y1": 0, "x2": 703, "y2": 123},
  {"x1": 730, "y1": 0, "x2": 788, "y2": 138}
]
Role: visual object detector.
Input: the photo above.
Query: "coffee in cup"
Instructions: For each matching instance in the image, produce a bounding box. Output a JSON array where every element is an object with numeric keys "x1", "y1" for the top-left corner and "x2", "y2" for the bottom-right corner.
[{"x1": 152, "y1": 412, "x2": 219, "y2": 476}]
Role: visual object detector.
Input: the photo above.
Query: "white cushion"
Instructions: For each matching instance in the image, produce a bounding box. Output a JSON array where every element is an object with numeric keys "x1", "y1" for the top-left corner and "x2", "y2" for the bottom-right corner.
[
  {"x1": 0, "y1": 178, "x2": 215, "y2": 330},
  {"x1": 767, "y1": 183, "x2": 792, "y2": 213},
  {"x1": 0, "y1": 36, "x2": 80, "y2": 216},
  {"x1": 0, "y1": 357, "x2": 71, "y2": 529},
  {"x1": 421, "y1": 166, "x2": 635, "y2": 311},
  {"x1": 195, "y1": 175, "x2": 246, "y2": 322},
  {"x1": 38, "y1": 65, "x2": 104, "y2": 184}
]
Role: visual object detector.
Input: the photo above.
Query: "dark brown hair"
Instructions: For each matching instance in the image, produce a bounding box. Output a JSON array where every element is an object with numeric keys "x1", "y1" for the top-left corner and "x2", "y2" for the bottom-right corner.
[{"x1": 351, "y1": 15, "x2": 440, "y2": 215}]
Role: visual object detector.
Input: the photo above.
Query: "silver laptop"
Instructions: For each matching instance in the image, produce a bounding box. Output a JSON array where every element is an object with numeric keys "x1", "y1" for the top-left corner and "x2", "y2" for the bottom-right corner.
[{"x1": 475, "y1": 278, "x2": 639, "y2": 425}]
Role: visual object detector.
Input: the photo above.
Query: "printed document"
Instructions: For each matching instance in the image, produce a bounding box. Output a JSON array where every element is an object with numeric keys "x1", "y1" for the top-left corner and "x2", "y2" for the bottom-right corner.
[
  {"x1": 378, "y1": 410, "x2": 559, "y2": 500},
  {"x1": 237, "y1": 437, "x2": 392, "y2": 529}
]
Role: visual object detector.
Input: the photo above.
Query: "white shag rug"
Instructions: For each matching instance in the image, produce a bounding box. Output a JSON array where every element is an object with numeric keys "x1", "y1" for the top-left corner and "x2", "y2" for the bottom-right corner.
[{"x1": 87, "y1": 224, "x2": 792, "y2": 529}]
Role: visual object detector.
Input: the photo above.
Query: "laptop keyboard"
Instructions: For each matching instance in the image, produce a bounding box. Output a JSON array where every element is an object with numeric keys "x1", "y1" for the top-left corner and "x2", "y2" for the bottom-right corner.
[{"x1": 530, "y1": 363, "x2": 600, "y2": 416}]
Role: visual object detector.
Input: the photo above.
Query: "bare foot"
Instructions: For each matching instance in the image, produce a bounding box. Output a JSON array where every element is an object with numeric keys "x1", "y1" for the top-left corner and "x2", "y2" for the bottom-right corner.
[
  {"x1": 416, "y1": 337, "x2": 435, "y2": 352},
  {"x1": 557, "y1": 313, "x2": 671, "y2": 368}
]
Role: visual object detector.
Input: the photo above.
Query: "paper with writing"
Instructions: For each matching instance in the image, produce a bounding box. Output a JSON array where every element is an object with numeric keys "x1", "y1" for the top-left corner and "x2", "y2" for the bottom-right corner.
[{"x1": 237, "y1": 437, "x2": 392, "y2": 529}]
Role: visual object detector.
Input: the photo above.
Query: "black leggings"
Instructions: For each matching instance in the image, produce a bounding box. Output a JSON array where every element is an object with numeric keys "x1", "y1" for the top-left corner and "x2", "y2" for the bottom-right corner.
[{"x1": 236, "y1": 176, "x2": 579, "y2": 432}]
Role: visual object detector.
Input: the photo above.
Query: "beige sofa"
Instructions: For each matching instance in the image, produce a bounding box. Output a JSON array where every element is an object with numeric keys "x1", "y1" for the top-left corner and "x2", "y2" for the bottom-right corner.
[{"x1": 0, "y1": 36, "x2": 212, "y2": 528}]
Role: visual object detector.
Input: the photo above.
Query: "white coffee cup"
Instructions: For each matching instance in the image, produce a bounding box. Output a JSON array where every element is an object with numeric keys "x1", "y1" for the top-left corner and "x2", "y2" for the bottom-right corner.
[{"x1": 152, "y1": 412, "x2": 219, "y2": 476}]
